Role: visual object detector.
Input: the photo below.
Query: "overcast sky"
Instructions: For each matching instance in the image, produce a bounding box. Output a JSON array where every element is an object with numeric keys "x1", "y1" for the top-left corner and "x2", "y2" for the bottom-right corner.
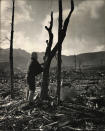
[{"x1": 0, "y1": 0, "x2": 105, "y2": 55}]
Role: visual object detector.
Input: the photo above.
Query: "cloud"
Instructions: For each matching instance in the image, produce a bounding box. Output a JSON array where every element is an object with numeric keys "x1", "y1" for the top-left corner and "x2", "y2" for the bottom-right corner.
[
  {"x1": 62, "y1": 0, "x2": 105, "y2": 55},
  {"x1": 0, "y1": 29, "x2": 10, "y2": 47},
  {"x1": 1, "y1": 0, "x2": 33, "y2": 27},
  {"x1": 63, "y1": 36, "x2": 105, "y2": 55},
  {"x1": 1, "y1": 0, "x2": 11, "y2": 15},
  {"x1": 73, "y1": 0, "x2": 104, "y2": 19},
  {"x1": 40, "y1": 0, "x2": 105, "y2": 55},
  {"x1": 1, "y1": 30, "x2": 46, "y2": 53},
  {"x1": 1, "y1": 0, "x2": 33, "y2": 49},
  {"x1": 13, "y1": 31, "x2": 46, "y2": 53},
  {"x1": 1, "y1": 0, "x2": 12, "y2": 27},
  {"x1": 15, "y1": 0, "x2": 33, "y2": 24},
  {"x1": 1, "y1": 0, "x2": 105, "y2": 56}
]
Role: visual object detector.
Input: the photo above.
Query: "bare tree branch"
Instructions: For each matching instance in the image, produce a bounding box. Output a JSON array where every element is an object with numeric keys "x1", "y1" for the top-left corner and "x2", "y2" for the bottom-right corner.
[
  {"x1": 58, "y1": 0, "x2": 63, "y2": 33},
  {"x1": 51, "y1": 0, "x2": 74, "y2": 60},
  {"x1": 44, "y1": 12, "x2": 53, "y2": 60},
  {"x1": 63, "y1": 0, "x2": 74, "y2": 33}
]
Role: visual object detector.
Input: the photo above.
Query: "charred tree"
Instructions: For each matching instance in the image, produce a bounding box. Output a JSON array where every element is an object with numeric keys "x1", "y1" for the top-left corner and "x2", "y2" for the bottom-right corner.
[
  {"x1": 10, "y1": 0, "x2": 15, "y2": 99},
  {"x1": 41, "y1": 0, "x2": 74, "y2": 100},
  {"x1": 74, "y1": 54, "x2": 76, "y2": 71},
  {"x1": 41, "y1": 12, "x2": 53, "y2": 100},
  {"x1": 57, "y1": 0, "x2": 74, "y2": 103},
  {"x1": 56, "y1": 0, "x2": 63, "y2": 104}
]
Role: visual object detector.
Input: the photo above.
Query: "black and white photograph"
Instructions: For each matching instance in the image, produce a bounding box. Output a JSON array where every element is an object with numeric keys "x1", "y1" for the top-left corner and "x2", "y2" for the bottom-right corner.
[{"x1": 0, "y1": 0, "x2": 105, "y2": 130}]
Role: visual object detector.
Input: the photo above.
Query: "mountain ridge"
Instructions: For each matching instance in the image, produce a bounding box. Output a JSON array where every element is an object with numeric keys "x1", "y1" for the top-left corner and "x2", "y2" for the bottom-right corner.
[{"x1": 0, "y1": 48, "x2": 105, "y2": 72}]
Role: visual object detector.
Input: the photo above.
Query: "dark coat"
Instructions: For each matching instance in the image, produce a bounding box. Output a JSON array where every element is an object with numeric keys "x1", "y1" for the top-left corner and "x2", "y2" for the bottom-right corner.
[{"x1": 27, "y1": 59, "x2": 43, "y2": 86}]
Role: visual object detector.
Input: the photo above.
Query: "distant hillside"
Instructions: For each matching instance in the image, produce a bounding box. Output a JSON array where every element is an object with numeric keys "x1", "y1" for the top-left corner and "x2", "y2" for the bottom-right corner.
[
  {"x1": 0, "y1": 48, "x2": 30, "y2": 72},
  {"x1": 0, "y1": 48, "x2": 105, "y2": 72},
  {"x1": 62, "y1": 51, "x2": 105, "y2": 67}
]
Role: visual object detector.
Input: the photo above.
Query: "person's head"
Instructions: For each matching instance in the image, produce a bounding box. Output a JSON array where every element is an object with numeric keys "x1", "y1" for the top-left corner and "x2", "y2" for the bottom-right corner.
[{"x1": 31, "y1": 52, "x2": 38, "y2": 60}]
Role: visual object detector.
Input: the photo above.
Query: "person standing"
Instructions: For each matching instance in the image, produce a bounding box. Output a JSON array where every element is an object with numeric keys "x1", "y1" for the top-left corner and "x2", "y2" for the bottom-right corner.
[{"x1": 26, "y1": 52, "x2": 43, "y2": 104}]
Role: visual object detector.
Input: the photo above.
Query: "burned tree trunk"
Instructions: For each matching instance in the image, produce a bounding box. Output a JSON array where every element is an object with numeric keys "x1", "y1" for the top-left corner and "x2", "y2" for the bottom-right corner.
[
  {"x1": 41, "y1": 12, "x2": 53, "y2": 100},
  {"x1": 74, "y1": 54, "x2": 77, "y2": 71},
  {"x1": 41, "y1": 0, "x2": 74, "y2": 100},
  {"x1": 41, "y1": 61, "x2": 51, "y2": 99},
  {"x1": 57, "y1": 0, "x2": 74, "y2": 103},
  {"x1": 57, "y1": 0, "x2": 63, "y2": 104},
  {"x1": 10, "y1": 0, "x2": 15, "y2": 99}
]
